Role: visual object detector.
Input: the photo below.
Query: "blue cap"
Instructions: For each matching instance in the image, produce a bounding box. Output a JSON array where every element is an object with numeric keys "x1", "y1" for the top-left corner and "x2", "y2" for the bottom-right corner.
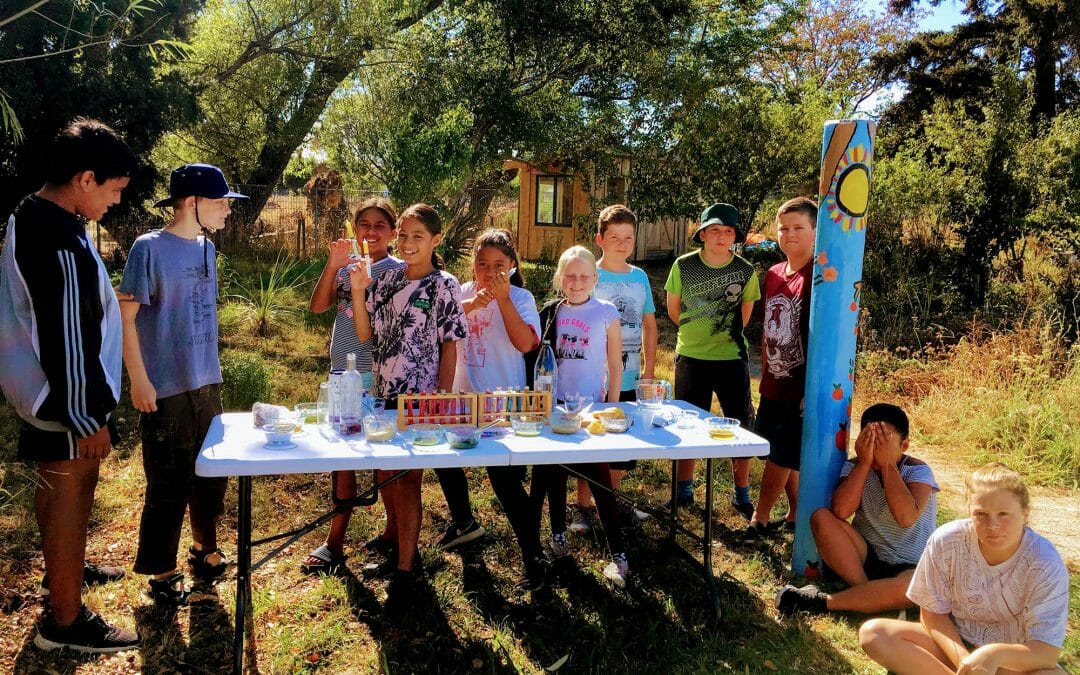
[{"x1": 154, "y1": 163, "x2": 248, "y2": 208}]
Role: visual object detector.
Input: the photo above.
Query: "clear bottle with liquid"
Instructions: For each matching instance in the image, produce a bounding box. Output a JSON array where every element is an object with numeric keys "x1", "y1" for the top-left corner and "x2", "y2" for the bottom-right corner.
[
  {"x1": 533, "y1": 341, "x2": 557, "y2": 397},
  {"x1": 338, "y1": 354, "x2": 364, "y2": 435}
]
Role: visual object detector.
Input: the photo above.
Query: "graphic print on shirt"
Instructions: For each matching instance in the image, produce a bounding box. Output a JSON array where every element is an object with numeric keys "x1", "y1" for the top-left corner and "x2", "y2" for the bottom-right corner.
[
  {"x1": 187, "y1": 263, "x2": 216, "y2": 347},
  {"x1": 595, "y1": 281, "x2": 642, "y2": 374},
  {"x1": 556, "y1": 315, "x2": 593, "y2": 360},
  {"x1": 680, "y1": 257, "x2": 752, "y2": 337},
  {"x1": 763, "y1": 292, "x2": 804, "y2": 379},
  {"x1": 464, "y1": 305, "x2": 495, "y2": 367}
]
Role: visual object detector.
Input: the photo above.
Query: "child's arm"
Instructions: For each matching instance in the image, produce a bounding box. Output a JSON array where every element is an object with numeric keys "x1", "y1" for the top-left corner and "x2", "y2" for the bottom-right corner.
[
  {"x1": 492, "y1": 272, "x2": 538, "y2": 352},
  {"x1": 605, "y1": 318, "x2": 622, "y2": 403},
  {"x1": 880, "y1": 462, "x2": 934, "y2": 528},
  {"x1": 958, "y1": 641, "x2": 1061, "y2": 675},
  {"x1": 348, "y1": 263, "x2": 374, "y2": 341},
  {"x1": 641, "y1": 312, "x2": 657, "y2": 380},
  {"x1": 741, "y1": 300, "x2": 754, "y2": 327},
  {"x1": 438, "y1": 340, "x2": 457, "y2": 392},
  {"x1": 665, "y1": 292, "x2": 681, "y2": 324},
  {"x1": 310, "y1": 239, "x2": 353, "y2": 313},
  {"x1": 119, "y1": 300, "x2": 157, "y2": 413},
  {"x1": 921, "y1": 608, "x2": 970, "y2": 670},
  {"x1": 831, "y1": 423, "x2": 877, "y2": 518}
]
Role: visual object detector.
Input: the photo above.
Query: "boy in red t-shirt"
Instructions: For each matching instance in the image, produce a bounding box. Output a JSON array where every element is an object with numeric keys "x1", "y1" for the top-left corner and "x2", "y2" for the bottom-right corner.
[{"x1": 746, "y1": 197, "x2": 817, "y2": 538}]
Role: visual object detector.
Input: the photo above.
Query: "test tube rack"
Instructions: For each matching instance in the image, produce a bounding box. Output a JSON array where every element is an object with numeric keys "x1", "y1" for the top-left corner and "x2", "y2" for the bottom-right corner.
[
  {"x1": 476, "y1": 389, "x2": 551, "y2": 427},
  {"x1": 396, "y1": 392, "x2": 477, "y2": 430}
]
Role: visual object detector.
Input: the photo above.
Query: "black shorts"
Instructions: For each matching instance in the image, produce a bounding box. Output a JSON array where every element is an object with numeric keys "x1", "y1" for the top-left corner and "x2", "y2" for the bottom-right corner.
[
  {"x1": 17, "y1": 417, "x2": 121, "y2": 463},
  {"x1": 755, "y1": 397, "x2": 803, "y2": 471},
  {"x1": 864, "y1": 547, "x2": 915, "y2": 580},
  {"x1": 674, "y1": 355, "x2": 754, "y2": 459},
  {"x1": 610, "y1": 389, "x2": 638, "y2": 470}
]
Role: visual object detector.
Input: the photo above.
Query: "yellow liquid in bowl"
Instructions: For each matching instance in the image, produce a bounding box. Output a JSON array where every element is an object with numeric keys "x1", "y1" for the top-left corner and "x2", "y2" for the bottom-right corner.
[{"x1": 709, "y1": 429, "x2": 735, "y2": 439}]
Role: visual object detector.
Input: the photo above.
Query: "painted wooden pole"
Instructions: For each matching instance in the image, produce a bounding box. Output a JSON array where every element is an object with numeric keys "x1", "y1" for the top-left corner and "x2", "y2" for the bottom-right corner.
[{"x1": 792, "y1": 119, "x2": 877, "y2": 578}]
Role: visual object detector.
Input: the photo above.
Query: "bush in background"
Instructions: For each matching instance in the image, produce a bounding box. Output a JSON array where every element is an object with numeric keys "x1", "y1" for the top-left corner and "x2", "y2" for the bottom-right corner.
[{"x1": 220, "y1": 349, "x2": 272, "y2": 410}]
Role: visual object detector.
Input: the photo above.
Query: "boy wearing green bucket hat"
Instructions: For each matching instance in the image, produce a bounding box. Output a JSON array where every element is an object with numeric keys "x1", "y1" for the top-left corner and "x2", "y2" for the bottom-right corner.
[{"x1": 664, "y1": 202, "x2": 759, "y2": 518}]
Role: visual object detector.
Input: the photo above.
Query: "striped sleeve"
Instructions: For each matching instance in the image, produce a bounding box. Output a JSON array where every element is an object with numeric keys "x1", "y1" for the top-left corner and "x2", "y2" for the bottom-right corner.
[{"x1": 18, "y1": 239, "x2": 115, "y2": 437}]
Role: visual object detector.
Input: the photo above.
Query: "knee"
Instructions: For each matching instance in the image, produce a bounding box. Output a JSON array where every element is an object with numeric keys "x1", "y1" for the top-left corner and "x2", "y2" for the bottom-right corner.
[
  {"x1": 857, "y1": 618, "x2": 890, "y2": 655},
  {"x1": 809, "y1": 507, "x2": 833, "y2": 535}
]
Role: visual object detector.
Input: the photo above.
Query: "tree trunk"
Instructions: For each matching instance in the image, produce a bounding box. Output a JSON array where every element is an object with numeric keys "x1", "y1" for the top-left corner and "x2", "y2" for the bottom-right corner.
[{"x1": 441, "y1": 170, "x2": 515, "y2": 265}]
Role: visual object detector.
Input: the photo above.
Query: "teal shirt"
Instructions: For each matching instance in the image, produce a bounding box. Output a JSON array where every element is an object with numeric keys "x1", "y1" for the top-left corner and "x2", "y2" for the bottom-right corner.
[{"x1": 595, "y1": 266, "x2": 655, "y2": 391}]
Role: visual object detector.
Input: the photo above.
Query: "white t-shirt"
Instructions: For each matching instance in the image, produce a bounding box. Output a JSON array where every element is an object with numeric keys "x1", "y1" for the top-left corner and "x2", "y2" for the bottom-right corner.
[
  {"x1": 552, "y1": 298, "x2": 621, "y2": 402},
  {"x1": 595, "y1": 266, "x2": 656, "y2": 392},
  {"x1": 453, "y1": 282, "x2": 541, "y2": 393},
  {"x1": 907, "y1": 519, "x2": 1069, "y2": 648},
  {"x1": 840, "y1": 457, "x2": 939, "y2": 565}
]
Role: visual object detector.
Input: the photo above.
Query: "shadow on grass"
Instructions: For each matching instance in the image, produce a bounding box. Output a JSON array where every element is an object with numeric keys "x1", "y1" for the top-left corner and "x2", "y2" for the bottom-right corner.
[{"x1": 132, "y1": 588, "x2": 232, "y2": 673}]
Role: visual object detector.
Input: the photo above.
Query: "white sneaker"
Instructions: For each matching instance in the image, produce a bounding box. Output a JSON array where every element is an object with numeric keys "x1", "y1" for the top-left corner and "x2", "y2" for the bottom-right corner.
[
  {"x1": 568, "y1": 506, "x2": 593, "y2": 534},
  {"x1": 603, "y1": 556, "x2": 629, "y2": 588}
]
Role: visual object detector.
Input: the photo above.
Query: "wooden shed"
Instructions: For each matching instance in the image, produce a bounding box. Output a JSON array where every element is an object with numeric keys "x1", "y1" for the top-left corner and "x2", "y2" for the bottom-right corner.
[{"x1": 506, "y1": 158, "x2": 692, "y2": 262}]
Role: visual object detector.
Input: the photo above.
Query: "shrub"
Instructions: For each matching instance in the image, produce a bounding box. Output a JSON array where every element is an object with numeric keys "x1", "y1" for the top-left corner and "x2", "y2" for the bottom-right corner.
[{"x1": 220, "y1": 349, "x2": 272, "y2": 410}]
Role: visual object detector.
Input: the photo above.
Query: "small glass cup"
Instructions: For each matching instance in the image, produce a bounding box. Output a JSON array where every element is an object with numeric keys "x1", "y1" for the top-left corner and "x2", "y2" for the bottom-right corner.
[
  {"x1": 316, "y1": 382, "x2": 330, "y2": 427},
  {"x1": 363, "y1": 396, "x2": 386, "y2": 417},
  {"x1": 295, "y1": 402, "x2": 318, "y2": 426},
  {"x1": 676, "y1": 410, "x2": 699, "y2": 429},
  {"x1": 637, "y1": 407, "x2": 657, "y2": 431}
]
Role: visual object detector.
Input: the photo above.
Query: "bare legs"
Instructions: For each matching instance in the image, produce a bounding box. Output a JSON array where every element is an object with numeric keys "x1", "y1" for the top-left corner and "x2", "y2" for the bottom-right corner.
[{"x1": 36, "y1": 459, "x2": 100, "y2": 625}]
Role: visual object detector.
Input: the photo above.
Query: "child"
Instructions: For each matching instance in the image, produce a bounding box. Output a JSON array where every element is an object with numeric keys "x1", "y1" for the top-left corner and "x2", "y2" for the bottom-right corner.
[
  {"x1": 349, "y1": 203, "x2": 468, "y2": 601},
  {"x1": 0, "y1": 119, "x2": 140, "y2": 652},
  {"x1": 120, "y1": 163, "x2": 248, "y2": 606},
  {"x1": 531, "y1": 246, "x2": 630, "y2": 587},
  {"x1": 746, "y1": 197, "x2": 817, "y2": 538},
  {"x1": 777, "y1": 403, "x2": 939, "y2": 615},
  {"x1": 301, "y1": 198, "x2": 405, "y2": 575},
  {"x1": 454, "y1": 229, "x2": 546, "y2": 590},
  {"x1": 664, "y1": 202, "x2": 760, "y2": 518},
  {"x1": 571, "y1": 204, "x2": 656, "y2": 532},
  {"x1": 860, "y1": 463, "x2": 1069, "y2": 675}
]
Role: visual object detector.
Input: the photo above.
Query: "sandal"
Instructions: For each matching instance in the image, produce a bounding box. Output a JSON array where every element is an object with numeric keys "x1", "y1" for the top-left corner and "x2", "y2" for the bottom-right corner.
[
  {"x1": 188, "y1": 546, "x2": 233, "y2": 580},
  {"x1": 363, "y1": 535, "x2": 397, "y2": 558},
  {"x1": 147, "y1": 572, "x2": 190, "y2": 607},
  {"x1": 301, "y1": 544, "x2": 348, "y2": 576}
]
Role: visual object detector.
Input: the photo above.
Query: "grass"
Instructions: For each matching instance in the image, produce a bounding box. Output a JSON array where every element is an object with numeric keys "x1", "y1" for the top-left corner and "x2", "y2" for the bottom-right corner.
[{"x1": 0, "y1": 257, "x2": 1076, "y2": 673}]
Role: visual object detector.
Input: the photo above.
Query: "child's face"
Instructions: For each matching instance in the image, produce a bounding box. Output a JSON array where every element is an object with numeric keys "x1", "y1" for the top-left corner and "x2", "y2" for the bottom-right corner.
[
  {"x1": 474, "y1": 246, "x2": 513, "y2": 290},
  {"x1": 969, "y1": 487, "x2": 1027, "y2": 557},
  {"x1": 596, "y1": 222, "x2": 635, "y2": 261},
  {"x1": 560, "y1": 257, "x2": 596, "y2": 304},
  {"x1": 195, "y1": 197, "x2": 232, "y2": 231},
  {"x1": 355, "y1": 207, "x2": 395, "y2": 258},
  {"x1": 75, "y1": 174, "x2": 129, "y2": 222},
  {"x1": 699, "y1": 224, "x2": 737, "y2": 255},
  {"x1": 396, "y1": 217, "x2": 441, "y2": 268},
  {"x1": 776, "y1": 211, "x2": 815, "y2": 262}
]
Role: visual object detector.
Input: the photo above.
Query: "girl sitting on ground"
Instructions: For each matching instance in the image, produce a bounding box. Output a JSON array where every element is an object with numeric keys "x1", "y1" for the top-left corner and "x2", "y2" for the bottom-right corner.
[{"x1": 859, "y1": 462, "x2": 1069, "y2": 675}]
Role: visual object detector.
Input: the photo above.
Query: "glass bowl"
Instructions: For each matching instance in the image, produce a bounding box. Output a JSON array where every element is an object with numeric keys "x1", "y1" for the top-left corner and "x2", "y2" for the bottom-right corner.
[
  {"x1": 549, "y1": 411, "x2": 583, "y2": 434},
  {"x1": 262, "y1": 421, "x2": 296, "y2": 446},
  {"x1": 706, "y1": 416, "x2": 740, "y2": 438},
  {"x1": 600, "y1": 414, "x2": 633, "y2": 433},
  {"x1": 362, "y1": 415, "x2": 396, "y2": 443},
  {"x1": 509, "y1": 413, "x2": 545, "y2": 436},
  {"x1": 444, "y1": 425, "x2": 480, "y2": 448},
  {"x1": 410, "y1": 423, "x2": 443, "y2": 446}
]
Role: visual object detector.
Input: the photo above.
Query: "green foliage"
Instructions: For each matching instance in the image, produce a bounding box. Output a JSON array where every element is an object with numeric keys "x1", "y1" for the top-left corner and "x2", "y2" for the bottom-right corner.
[
  {"x1": 226, "y1": 254, "x2": 309, "y2": 337},
  {"x1": 219, "y1": 349, "x2": 272, "y2": 410}
]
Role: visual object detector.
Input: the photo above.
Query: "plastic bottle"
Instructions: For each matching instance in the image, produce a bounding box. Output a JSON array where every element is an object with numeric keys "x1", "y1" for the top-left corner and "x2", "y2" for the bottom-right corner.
[
  {"x1": 338, "y1": 355, "x2": 364, "y2": 435},
  {"x1": 533, "y1": 341, "x2": 557, "y2": 398}
]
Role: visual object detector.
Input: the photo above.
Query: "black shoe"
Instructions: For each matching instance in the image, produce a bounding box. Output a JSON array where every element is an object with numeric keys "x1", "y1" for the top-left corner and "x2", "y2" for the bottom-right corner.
[
  {"x1": 663, "y1": 494, "x2": 695, "y2": 511},
  {"x1": 743, "y1": 521, "x2": 770, "y2": 541},
  {"x1": 731, "y1": 499, "x2": 755, "y2": 522},
  {"x1": 361, "y1": 555, "x2": 397, "y2": 580},
  {"x1": 436, "y1": 519, "x2": 486, "y2": 550},
  {"x1": 146, "y1": 573, "x2": 190, "y2": 607},
  {"x1": 363, "y1": 535, "x2": 397, "y2": 558},
  {"x1": 34, "y1": 605, "x2": 140, "y2": 653},
  {"x1": 514, "y1": 558, "x2": 548, "y2": 594},
  {"x1": 39, "y1": 561, "x2": 125, "y2": 596},
  {"x1": 776, "y1": 584, "x2": 828, "y2": 615},
  {"x1": 187, "y1": 546, "x2": 233, "y2": 581}
]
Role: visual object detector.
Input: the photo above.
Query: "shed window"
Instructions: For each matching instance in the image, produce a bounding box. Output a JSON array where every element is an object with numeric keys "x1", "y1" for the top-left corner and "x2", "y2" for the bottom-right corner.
[{"x1": 536, "y1": 175, "x2": 572, "y2": 227}]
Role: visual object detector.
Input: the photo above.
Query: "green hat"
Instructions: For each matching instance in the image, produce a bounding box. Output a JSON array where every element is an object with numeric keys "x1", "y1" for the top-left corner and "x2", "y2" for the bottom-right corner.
[{"x1": 693, "y1": 203, "x2": 744, "y2": 244}]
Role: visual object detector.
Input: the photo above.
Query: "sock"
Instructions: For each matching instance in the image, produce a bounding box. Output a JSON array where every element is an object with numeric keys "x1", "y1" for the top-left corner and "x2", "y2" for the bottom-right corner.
[
  {"x1": 612, "y1": 551, "x2": 627, "y2": 564},
  {"x1": 677, "y1": 480, "x2": 693, "y2": 500},
  {"x1": 552, "y1": 532, "x2": 567, "y2": 547},
  {"x1": 734, "y1": 485, "x2": 751, "y2": 504}
]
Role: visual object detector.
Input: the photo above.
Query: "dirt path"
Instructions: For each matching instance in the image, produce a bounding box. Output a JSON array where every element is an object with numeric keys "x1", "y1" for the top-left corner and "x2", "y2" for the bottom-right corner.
[{"x1": 912, "y1": 443, "x2": 1080, "y2": 567}]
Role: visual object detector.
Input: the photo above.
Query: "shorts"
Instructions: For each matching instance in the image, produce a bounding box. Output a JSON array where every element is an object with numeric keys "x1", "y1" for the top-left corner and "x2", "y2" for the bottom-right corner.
[
  {"x1": 17, "y1": 417, "x2": 121, "y2": 462},
  {"x1": 610, "y1": 389, "x2": 638, "y2": 470},
  {"x1": 864, "y1": 547, "x2": 915, "y2": 580},
  {"x1": 755, "y1": 397, "x2": 803, "y2": 471},
  {"x1": 674, "y1": 355, "x2": 754, "y2": 459}
]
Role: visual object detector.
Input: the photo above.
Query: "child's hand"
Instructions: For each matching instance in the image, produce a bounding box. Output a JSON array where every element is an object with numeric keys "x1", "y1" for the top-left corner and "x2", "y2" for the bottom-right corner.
[
  {"x1": 491, "y1": 271, "x2": 511, "y2": 302},
  {"x1": 348, "y1": 261, "x2": 372, "y2": 293},
  {"x1": 956, "y1": 645, "x2": 1001, "y2": 674},
  {"x1": 472, "y1": 288, "x2": 495, "y2": 309},
  {"x1": 131, "y1": 377, "x2": 158, "y2": 413},
  {"x1": 328, "y1": 239, "x2": 353, "y2": 270},
  {"x1": 854, "y1": 422, "x2": 877, "y2": 465}
]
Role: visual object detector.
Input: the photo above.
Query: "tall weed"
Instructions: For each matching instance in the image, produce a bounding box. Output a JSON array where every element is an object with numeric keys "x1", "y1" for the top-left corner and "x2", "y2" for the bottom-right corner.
[{"x1": 227, "y1": 254, "x2": 309, "y2": 337}]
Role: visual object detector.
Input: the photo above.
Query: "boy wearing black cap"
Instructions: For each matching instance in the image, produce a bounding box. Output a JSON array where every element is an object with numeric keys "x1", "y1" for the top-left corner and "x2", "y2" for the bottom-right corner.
[
  {"x1": 0, "y1": 118, "x2": 140, "y2": 653},
  {"x1": 118, "y1": 163, "x2": 248, "y2": 605},
  {"x1": 663, "y1": 202, "x2": 760, "y2": 517}
]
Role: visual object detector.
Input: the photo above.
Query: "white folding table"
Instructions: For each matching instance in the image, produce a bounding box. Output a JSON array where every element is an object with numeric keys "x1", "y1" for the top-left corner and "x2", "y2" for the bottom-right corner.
[{"x1": 196, "y1": 400, "x2": 769, "y2": 674}]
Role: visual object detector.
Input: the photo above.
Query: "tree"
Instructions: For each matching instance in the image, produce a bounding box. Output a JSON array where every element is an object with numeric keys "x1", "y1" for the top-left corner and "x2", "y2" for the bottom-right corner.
[{"x1": 0, "y1": 0, "x2": 200, "y2": 223}]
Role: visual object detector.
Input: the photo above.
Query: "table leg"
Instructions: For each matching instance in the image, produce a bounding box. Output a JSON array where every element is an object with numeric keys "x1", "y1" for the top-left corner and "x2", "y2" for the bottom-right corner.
[
  {"x1": 233, "y1": 475, "x2": 252, "y2": 674},
  {"x1": 668, "y1": 459, "x2": 678, "y2": 542},
  {"x1": 703, "y1": 458, "x2": 721, "y2": 618}
]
